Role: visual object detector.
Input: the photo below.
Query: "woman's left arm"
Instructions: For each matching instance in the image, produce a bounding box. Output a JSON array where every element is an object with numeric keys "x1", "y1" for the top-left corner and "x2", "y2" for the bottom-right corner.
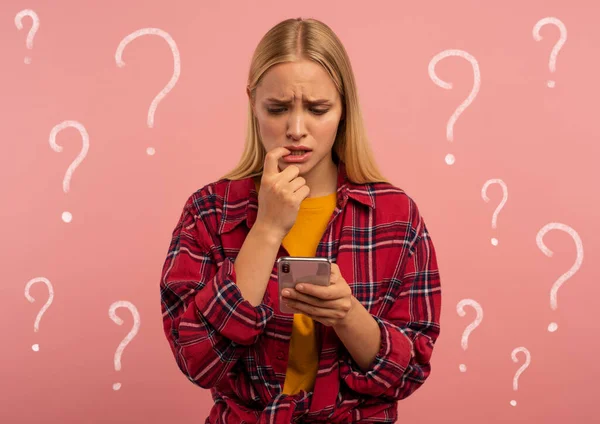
[{"x1": 338, "y1": 212, "x2": 442, "y2": 401}]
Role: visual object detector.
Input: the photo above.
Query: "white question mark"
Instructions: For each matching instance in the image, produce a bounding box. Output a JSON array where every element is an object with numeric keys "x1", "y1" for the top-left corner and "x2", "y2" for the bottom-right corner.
[
  {"x1": 536, "y1": 223, "x2": 583, "y2": 332},
  {"x1": 533, "y1": 17, "x2": 567, "y2": 88},
  {"x1": 115, "y1": 28, "x2": 181, "y2": 155},
  {"x1": 49, "y1": 120, "x2": 90, "y2": 224},
  {"x1": 510, "y1": 346, "x2": 531, "y2": 407},
  {"x1": 24, "y1": 277, "x2": 54, "y2": 352},
  {"x1": 481, "y1": 179, "x2": 508, "y2": 246},
  {"x1": 109, "y1": 301, "x2": 140, "y2": 391},
  {"x1": 428, "y1": 49, "x2": 481, "y2": 166},
  {"x1": 14, "y1": 9, "x2": 40, "y2": 65},
  {"x1": 456, "y1": 298, "x2": 483, "y2": 372}
]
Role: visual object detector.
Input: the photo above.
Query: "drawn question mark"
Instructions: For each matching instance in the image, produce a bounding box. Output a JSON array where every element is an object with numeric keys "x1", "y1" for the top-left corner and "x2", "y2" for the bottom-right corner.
[
  {"x1": 481, "y1": 179, "x2": 508, "y2": 246},
  {"x1": 109, "y1": 301, "x2": 140, "y2": 391},
  {"x1": 510, "y1": 346, "x2": 531, "y2": 407},
  {"x1": 456, "y1": 298, "x2": 483, "y2": 372},
  {"x1": 24, "y1": 277, "x2": 54, "y2": 352},
  {"x1": 533, "y1": 17, "x2": 567, "y2": 88},
  {"x1": 428, "y1": 49, "x2": 481, "y2": 166},
  {"x1": 115, "y1": 28, "x2": 181, "y2": 156},
  {"x1": 14, "y1": 9, "x2": 40, "y2": 64},
  {"x1": 536, "y1": 223, "x2": 583, "y2": 332},
  {"x1": 49, "y1": 121, "x2": 90, "y2": 223}
]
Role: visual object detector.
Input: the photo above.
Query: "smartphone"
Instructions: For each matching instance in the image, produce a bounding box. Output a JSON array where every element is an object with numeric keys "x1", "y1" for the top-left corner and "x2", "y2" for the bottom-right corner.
[{"x1": 276, "y1": 256, "x2": 331, "y2": 314}]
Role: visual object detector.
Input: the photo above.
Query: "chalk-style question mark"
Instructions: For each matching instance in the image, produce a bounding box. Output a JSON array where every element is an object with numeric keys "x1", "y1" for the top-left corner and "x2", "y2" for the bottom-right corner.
[
  {"x1": 510, "y1": 346, "x2": 531, "y2": 407},
  {"x1": 49, "y1": 121, "x2": 90, "y2": 223},
  {"x1": 14, "y1": 9, "x2": 40, "y2": 64},
  {"x1": 24, "y1": 277, "x2": 54, "y2": 352},
  {"x1": 456, "y1": 298, "x2": 483, "y2": 372},
  {"x1": 109, "y1": 301, "x2": 140, "y2": 391},
  {"x1": 533, "y1": 17, "x2": 567, "y2": 88},
  {"x1": 428, "y1": 49, "x2": 481, "y2": 166},
  {"x1": 536, "y1": 222, "x2": 583, "y2": 333},
  {"x1": 481, "y1": 179, "x2": 508, "y2": 246},
  {"x1": 115, "y1": 28, "x2": 181, "y2": 155}
]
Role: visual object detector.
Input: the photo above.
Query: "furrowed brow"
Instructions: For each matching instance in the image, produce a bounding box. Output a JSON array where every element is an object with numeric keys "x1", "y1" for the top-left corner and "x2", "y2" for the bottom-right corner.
[{"x1": 265, "y1": 97, "x2": 332, "y2": 105}]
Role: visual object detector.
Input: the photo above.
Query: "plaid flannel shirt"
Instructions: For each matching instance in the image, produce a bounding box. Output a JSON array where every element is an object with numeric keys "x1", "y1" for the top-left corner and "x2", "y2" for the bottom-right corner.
[{"x1": 160, "y1": 160, "x2": 442, "y2": 423}]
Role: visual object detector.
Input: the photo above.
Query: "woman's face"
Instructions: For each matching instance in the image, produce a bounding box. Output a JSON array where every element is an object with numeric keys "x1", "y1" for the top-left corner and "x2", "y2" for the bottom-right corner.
[{"x1": 248, "y1": 59, "x2": 344, "y2": 175}]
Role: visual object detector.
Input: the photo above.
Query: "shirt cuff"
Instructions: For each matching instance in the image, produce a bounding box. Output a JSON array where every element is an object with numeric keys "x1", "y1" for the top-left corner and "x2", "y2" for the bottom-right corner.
[
  {"x1": 194, "y1": 257, "x2": 274, "y2": 345},
  {"x1": 341, "y1": 316, "x2": 413, "y2": 396}
]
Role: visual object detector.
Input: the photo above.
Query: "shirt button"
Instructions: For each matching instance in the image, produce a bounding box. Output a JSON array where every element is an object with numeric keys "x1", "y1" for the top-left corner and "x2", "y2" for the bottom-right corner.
[{"x1": 276, "y1": 351, "x2": 284, "y2": 360}]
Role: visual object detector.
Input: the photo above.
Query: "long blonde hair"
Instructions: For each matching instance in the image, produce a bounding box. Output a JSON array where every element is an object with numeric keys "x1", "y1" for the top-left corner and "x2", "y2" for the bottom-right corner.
[{"x1": 219, "y1": 17, "x2": 390, "y2": 185}]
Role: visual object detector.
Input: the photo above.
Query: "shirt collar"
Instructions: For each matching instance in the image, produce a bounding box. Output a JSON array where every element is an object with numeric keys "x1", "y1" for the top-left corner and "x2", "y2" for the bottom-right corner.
[{"x1": 217, "y1": 160, "x2": 376, "y2": 235}]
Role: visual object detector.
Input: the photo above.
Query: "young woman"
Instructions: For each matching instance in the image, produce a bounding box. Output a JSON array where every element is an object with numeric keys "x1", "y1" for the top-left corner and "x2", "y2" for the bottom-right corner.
[{"x1": 160, "y1": 17, "x2": 442, "y2": 424}]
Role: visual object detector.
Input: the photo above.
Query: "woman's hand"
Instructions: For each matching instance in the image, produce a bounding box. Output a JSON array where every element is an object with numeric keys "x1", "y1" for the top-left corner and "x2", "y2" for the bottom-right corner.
[
  {"x1": 255, "y1": 147, "x2": 311, "y2": 239},
  {"x1": 281, "y1": 262, "x2": 354, "y2": 327}
]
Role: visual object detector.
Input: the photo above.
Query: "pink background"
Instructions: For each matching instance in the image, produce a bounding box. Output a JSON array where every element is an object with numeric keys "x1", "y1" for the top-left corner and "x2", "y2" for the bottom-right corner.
[{"x1": 2, "y1": 0, "x2": 599, "y2": 422}]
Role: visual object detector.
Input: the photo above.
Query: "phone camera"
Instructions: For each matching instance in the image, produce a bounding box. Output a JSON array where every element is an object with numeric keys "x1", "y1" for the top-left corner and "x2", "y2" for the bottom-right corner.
[{"x1": 282, "y1": 262, "x2": 290, "y2": 273}]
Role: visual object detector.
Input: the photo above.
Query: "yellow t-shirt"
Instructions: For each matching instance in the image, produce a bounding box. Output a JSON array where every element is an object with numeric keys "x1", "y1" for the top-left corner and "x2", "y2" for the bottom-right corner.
[{"x1": 253, "y1": 177, "x2": 337, "y2": 395}]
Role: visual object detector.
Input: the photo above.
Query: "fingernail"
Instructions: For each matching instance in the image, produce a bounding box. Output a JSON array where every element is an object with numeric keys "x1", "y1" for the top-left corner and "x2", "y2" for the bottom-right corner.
[
  {"x1": 282, "y1": 289, "x2": 290, "y2": 296},
  {"x1": 296, "y1": 284, "x2": 304, "y2": 290}
]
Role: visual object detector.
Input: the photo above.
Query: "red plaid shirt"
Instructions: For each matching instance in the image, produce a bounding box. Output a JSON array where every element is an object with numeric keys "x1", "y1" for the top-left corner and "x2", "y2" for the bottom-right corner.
[{"x1": 160, "y1": 160, "x2": 442, "y2": 423}]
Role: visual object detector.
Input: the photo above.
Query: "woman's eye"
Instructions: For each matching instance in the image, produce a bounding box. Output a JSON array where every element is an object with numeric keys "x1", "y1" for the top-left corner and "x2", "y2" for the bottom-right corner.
[{"x1": 267, "y1": 108, "x2": 328, "y2": 115}]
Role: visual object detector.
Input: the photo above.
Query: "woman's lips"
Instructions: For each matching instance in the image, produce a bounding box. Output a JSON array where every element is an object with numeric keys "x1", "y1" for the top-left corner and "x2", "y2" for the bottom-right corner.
[{"x1": 282, "y1": 150, "x2": 312, "y2": 162}]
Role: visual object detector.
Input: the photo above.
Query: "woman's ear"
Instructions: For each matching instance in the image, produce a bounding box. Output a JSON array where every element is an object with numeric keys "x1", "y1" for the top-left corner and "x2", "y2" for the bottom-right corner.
[
  {"x1": 246, "y1": 86, "x2": 252, "y2": 104},
  {"x1": 248, "y1": 86, "x2": 260, "y2": 118}
]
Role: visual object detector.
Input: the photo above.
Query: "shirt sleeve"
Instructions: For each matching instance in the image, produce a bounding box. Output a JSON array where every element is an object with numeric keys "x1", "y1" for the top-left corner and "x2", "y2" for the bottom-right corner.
[
  {"x1": 160, "y1": 194, "x2": 274, "y2": 389},
  {"x1": 340, "y1": 204, "x2": 442, "y2": 400}
]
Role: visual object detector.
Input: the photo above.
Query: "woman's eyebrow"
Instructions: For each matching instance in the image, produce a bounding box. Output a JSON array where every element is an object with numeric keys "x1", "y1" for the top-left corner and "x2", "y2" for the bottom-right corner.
[{"x1": 265, "y1": 97, "x2": 332, "y2": 105}]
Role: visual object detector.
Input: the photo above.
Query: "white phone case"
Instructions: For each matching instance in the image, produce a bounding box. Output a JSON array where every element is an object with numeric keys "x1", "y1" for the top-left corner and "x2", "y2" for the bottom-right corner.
[{"x1": 276, "y1": 256, "x2": 331, "y2": 314}]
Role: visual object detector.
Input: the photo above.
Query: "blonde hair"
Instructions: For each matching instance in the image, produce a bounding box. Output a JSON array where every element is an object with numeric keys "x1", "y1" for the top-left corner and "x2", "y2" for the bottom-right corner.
[{"x1": 218, "y1": 17, "x2": 390, "y2": 185}]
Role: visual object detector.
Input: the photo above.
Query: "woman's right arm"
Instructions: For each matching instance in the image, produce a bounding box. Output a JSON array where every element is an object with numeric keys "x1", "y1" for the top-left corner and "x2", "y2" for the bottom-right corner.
[{"x1": 160, "y1": 194, "x2": 278, "y2": 389}]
